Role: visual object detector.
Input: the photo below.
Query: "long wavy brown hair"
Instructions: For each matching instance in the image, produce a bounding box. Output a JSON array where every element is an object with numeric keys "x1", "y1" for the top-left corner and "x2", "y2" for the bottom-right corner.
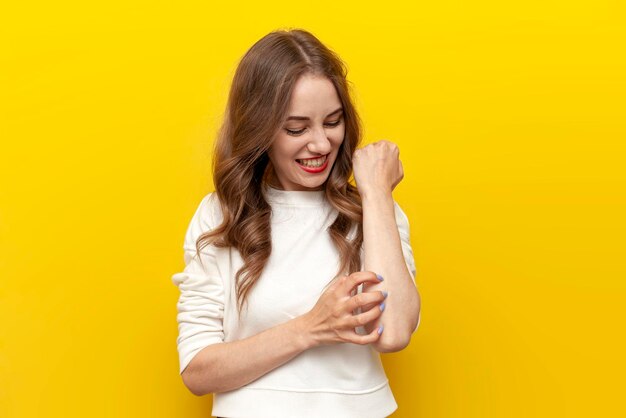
[{"x1": 195, "y1": 28, "x2": 364, "y2": 317}]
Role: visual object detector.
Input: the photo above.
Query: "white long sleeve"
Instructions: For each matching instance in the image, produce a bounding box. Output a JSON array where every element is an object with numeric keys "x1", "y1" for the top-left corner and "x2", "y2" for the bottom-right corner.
[
  {"x1": 393, "y1": 200, "x2": 418, "y2": 280},
  {"x1": 171, "y1": 187, "x2": 420, "y2": 418},
  {"x1": 172, "y1": 193, "x2": 225, "y2": 375},
  {"x1": 393, "y1": 200, "x2": 421, "y2": 331}
]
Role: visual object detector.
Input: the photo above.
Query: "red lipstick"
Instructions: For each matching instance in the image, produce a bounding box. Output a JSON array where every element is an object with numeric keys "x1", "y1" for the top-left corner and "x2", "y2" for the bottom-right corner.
[{"x1": 295, "y1": 154, "x2": 329, "y2": 173}]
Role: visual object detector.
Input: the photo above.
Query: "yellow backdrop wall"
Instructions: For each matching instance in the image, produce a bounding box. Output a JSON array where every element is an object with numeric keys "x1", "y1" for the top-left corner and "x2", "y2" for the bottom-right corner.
[{"x1": 1, "y1": 1, "x2": 625, "y2": 417}]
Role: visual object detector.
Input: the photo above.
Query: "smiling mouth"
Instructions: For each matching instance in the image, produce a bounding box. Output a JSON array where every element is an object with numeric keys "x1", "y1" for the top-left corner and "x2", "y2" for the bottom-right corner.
[{"x1": 295, "y1": 154, "x2": 328, "y2": 168}]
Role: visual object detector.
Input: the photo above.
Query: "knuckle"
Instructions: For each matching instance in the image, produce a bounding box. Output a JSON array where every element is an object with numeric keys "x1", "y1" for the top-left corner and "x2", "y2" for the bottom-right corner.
[
  {"x1": 350, "y1": 275, "x2": 360, "y2": 289},
  {"x1": 354, "y1": 293, "x2": 364, "y2": 306},
  {"x1": 360, "y1": 295, "x2": 371, "y2": 306}
]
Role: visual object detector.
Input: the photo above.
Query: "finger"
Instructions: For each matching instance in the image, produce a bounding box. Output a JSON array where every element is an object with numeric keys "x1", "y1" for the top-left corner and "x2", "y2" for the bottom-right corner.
[
  {"x1": 361, "y1": 298, "x2": 386, "y2": 312},
  {"x1": 349, "y1": 322, "x2": 384, "y2": 345},
  {"x1": 347, "y1": 302, "x2": 384, "y2": 328},
  {"x1": 342, "y1": 271, "x2": 383, "y2": 294},
  {"x1": 357, "y1": 289, "x2": 388, "y2": 313},
  {"x1": 347, "y1": 290, "x2": 386, "y2": 312}
]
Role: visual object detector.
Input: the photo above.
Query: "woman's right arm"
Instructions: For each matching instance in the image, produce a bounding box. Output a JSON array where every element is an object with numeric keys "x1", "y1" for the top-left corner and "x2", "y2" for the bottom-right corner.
[
  {"x1": 175, "y1": 194, "x2": 386, "y2": 395},
  {"x1": 182, "y1": 315, "x2": 313, "y2": 396},
  {"x1": 182, "y1": 273, "x2": 387, "y2": 396}
]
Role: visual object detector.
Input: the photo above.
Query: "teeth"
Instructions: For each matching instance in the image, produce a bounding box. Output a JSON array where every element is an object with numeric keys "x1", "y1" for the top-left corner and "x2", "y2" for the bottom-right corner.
[{"x1": 297, "y1": 155, "x2": 326, "y2": 168}]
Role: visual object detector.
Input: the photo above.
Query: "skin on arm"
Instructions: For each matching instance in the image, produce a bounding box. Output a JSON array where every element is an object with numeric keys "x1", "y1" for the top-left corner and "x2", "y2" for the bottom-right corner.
[
  {"x1": 182, "y1": 273, "x2": 386, "y2": 396},
  {"x1": 352, "y1": 140, "x2": 421, "y2": 353},
  {"x1": 182, "y1": 316, "x2": 314, "y2": 396}
]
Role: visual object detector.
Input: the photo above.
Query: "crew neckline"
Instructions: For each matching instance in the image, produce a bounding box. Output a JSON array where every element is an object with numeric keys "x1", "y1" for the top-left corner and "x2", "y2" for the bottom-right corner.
[{"x1": 263, "y1": 184, "x2": 327, "y2": 206}]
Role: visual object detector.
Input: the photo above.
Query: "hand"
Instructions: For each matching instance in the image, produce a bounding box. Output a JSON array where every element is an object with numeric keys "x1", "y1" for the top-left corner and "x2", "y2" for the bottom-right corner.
[
  {"x1": 352, "y1": 140, "x2": 404, "y2": 198},
  {"x1": 300, "y1": 271, "x2": 388, "y2": 347}
]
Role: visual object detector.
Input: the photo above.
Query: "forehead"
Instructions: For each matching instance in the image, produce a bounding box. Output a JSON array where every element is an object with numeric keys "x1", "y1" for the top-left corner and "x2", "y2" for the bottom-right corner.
[{"x1": 287, "y1": 74, "x2": 342, "y2": 114}]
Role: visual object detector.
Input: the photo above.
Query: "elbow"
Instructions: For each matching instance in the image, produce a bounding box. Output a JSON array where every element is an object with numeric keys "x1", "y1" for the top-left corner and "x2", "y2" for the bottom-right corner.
[
  {"x1": 180, "y1": 345, "x2": 224, "y2": 396},
  {"x1": 373, "y1": 315, "x2": 420, "y2": 353},
  {"x1": 373, "y1": 339, "x2": 410, "y2": 353},
  {"x1": 371, "y1": 331, "x2": 412, "y2": 353},
  {"x1": 181, "y1": 362, "x2": 214, "y2": 397},
  {"x1": 180, "y1": 345, "x2": 235, "y2": 395},
  {"x1": 181, "y1": 367, "x2": 204, "y2": 396},
  {"x1": 186, "y1": 384, "x2": 204, "y2": 397}
]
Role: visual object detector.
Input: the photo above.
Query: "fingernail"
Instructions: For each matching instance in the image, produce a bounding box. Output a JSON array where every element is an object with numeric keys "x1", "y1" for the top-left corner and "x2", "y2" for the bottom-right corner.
[
  {"x1": 376, "y1": 274, "x2": 384, "y2": 281},
  {"x1": 383, "y1": 291, "x2": 388, "y2": 299},
  {"x1": 380, "y1": 302, "x2": 386, "y2": 312},
  {"x1": 378, "y1": 324, "x2": 384, "y2": 334}
]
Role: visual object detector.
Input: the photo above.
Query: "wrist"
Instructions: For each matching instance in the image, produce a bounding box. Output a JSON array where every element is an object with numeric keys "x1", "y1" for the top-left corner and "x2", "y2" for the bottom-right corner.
[
  {"x1": 359, "y1": 187, "x2": 394, "y2": 204},
  {"x1": 292, "y1": 314, "x2": 319, "y2": 351},
  {"x1": 359, "y1": 186, "x2": 393, "y2": 201}
]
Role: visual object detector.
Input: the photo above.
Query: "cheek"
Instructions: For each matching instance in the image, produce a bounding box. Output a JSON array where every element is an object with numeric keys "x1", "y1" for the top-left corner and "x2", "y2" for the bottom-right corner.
[
  {"x1": 337, "y1": 124, "x2": 346, "y2": 140},
  {"x1": 269, "y1": 137, "x2": 298, "y2": 163},
  {"x1": 266, "y1": 147, "x2": 278, "y2": 165},
  {"x1": 332, "y1": 128, "x2": 345, "y2": 148}
]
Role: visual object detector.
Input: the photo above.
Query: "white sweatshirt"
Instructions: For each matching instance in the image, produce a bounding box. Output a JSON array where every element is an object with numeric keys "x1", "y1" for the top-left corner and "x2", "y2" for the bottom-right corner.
[{"x1": 172, "y1": 184, "x2": 420, "y2": 418}]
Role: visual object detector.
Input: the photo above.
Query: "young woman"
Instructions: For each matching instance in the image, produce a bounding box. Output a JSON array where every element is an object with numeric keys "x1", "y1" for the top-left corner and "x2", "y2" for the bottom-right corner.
[{"x1": 172, "y1": 28, "x2": 421, "y2": 418}]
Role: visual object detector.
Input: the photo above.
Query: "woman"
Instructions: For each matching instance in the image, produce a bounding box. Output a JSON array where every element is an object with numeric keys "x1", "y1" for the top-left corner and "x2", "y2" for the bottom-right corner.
[{"x1": 172, "y1": 28, "x2": 421, "y2": 418}]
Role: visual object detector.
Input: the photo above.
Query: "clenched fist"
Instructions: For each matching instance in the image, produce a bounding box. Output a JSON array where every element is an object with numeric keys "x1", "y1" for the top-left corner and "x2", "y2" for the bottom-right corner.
[{"x1": 352, "y1": 140, "x2": 404, "y2": 198}]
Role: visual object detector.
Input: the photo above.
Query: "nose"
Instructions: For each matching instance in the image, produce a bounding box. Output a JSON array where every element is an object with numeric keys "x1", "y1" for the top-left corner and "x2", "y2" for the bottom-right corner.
[{"x1": 306, "y1": 126, "x2": 332, "y2": 155}]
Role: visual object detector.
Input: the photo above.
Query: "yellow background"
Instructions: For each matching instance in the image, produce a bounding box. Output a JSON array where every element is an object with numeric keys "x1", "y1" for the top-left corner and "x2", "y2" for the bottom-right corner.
[{"x1": 1, "y1": 1, "x2": 625, "y2": 417}]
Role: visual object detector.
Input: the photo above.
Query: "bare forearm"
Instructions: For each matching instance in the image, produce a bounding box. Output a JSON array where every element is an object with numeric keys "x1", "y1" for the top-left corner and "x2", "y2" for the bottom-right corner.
[
  {"x1": 361, "y1": 190, "x2": 420, "y2": 352},
  {"x1": 183, "y1": 316, "x2": 314, "y2": 396}
]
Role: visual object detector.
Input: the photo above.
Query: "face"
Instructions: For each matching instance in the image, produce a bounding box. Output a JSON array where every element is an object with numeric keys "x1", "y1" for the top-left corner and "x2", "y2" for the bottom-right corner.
[{"x1": 267, "y1": 73, "x2": 345, "y2": 191}]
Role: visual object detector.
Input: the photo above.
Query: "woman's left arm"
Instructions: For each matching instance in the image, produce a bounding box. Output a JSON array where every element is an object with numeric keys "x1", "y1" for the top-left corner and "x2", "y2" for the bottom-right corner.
[{"x1": 352, "y1": 140, "x2": 421, "y2": 353}]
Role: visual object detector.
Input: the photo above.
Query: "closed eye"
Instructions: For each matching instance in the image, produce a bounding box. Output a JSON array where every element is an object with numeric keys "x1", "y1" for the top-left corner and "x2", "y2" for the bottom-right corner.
[{"x1": 285, "y1": 118, "x2": 343, "y2": 136}]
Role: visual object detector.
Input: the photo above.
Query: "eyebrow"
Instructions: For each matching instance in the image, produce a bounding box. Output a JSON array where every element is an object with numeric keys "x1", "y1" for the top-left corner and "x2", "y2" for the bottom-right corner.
[{"x1": 286, "y1": 107, "x2": 343, "y2": 121}]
